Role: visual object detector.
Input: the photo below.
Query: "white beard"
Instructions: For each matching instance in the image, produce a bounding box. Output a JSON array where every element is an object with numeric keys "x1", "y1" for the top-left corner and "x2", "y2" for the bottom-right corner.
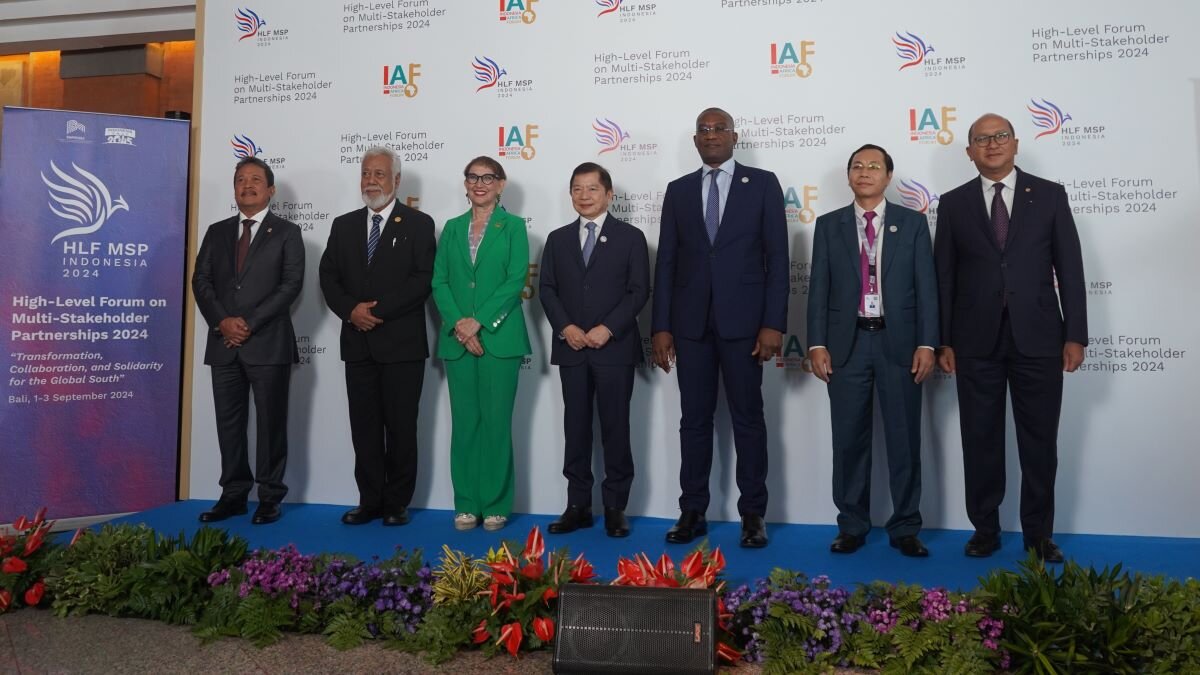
[{"x1": 362, "y1": 189, "x2": 396, "y2": 212}]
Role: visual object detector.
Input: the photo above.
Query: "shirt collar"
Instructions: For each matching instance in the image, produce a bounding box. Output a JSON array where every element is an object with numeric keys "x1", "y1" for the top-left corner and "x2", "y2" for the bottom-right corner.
[
  {"x1": 578, "y1": 212, "x2": 608, "y2": 230},
  {"x1": 702, "y1": 158, "x2": 736, "y2": 178},
  {"x1": 980, "y1": 169, "x2": 1016, "y2": 194},
  {"x1": 239, "y1": 207, "x2": 270, "y2": 225},
  {"x1": 854, "y1": 199, "x2": 886, "y2": 222}
]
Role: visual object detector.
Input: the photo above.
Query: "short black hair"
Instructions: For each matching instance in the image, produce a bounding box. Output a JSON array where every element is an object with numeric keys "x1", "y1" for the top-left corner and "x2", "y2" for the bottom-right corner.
[
  {"x1": 695, "y1": 107, "x2": 734, "y2": 131},
  {"x1": 569, "y1": 162, "x2": 613, "y2": 191},
  {"x1": 463, "y1": 155, "x2": 506, "y2": 181},
  {"x1": 846, "y1": 144, "x2": 894, "y2": 174},
  {"x1": 235, "y1": 156, "x2": 274, "y2": 186}
]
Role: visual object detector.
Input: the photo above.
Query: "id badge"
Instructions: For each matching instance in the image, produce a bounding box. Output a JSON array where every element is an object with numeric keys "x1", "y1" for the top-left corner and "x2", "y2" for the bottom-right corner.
[{"x1": 863, "y1": 294, "x2": 881, "y2": 317}]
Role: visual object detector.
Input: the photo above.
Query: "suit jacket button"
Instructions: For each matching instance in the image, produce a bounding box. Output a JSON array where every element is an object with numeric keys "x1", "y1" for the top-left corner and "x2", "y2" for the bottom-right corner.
[
  {"x1": 469, "y1": 281, "x2": 475, "y2": 288},
  {"x1": 235, "y1": 285, "x2": 241, "y2": 290}
]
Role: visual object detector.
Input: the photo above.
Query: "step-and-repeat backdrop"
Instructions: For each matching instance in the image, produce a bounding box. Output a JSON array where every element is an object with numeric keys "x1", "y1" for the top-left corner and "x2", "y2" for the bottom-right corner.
[{"x1": 191, "y1": 0, "x2": 1199, "y2": 536}]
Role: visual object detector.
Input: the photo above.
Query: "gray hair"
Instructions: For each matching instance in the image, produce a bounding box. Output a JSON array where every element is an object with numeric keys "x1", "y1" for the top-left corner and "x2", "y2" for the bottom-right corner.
[{"x1": 361, "y1": 146, "x2": 401, "y2": 178}]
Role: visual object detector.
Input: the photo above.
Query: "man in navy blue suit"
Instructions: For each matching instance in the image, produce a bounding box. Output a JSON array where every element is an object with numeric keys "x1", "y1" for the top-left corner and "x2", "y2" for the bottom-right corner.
[
  {"x1": 539, "y1": 162, "x2": 650, "y2": 538},
  {"x1": 652, "y1": 107, "x2": 789, "y2": 548},
  {"x1": 935, "y1": 113, "x2": 1087, "y2": 563},
  {"x1": 806, "y1": 144, "x2": 938, "y2": 558}
]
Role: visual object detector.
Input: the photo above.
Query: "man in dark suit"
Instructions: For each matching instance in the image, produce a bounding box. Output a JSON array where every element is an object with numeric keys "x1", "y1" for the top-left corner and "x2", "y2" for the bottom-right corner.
[
  {"x1": 934, "y1": 113, "x2": 1087, "y2": 563},
  {"x1": 319, "y1": 147, "x2": 436, "y2": 526},
  {"x1": 539, "y1": 162, "x2": 650, "y2": 538},
  {"x1": 807, "y1": 144, "x2": 938, "y2": 558},
  {"x1": 652, "y1": 107, "x2": 789, "y2": 548},
  {"x1": 192, "y1": 157, "x2": 305, "y2": 525}
]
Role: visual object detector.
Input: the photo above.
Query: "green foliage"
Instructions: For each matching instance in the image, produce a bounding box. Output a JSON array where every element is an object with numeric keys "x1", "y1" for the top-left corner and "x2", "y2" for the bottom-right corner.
[
  {"x1": 388, "y1": 595, "x2": 492, "y2": 664},
  {"x1": 981, "y1": 552, "x2": 1200, "y2": 674},
  {"x1": 47, "y1": 524, "x2": 248, "y2": 623},
  {"x1": 430, "y1": 544, "x2": 489, "y2": 605}
]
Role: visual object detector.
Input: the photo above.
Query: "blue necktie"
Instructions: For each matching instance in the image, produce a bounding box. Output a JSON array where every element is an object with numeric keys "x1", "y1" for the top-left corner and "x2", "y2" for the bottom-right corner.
[
  {"x1": 582, "y1": 221, "x2": 597, "y2": 265},
  {"x1": 368, "y1": 213, "x2": 382, "y2": 264},
  {"x1": 704, "y1": 168, "x2": 720, "y2": 243}
]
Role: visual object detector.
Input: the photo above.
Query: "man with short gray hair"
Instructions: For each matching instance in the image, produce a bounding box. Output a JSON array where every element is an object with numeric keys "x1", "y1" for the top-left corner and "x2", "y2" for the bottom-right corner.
[{"x1": 319, "y1": 147, "x2": 436, "y2": 525}]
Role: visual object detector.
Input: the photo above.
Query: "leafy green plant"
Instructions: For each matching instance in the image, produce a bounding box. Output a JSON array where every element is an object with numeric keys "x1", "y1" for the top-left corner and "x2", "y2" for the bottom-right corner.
[{"x1": 48, "y1": 523, "x2": 160, "y2": 617}]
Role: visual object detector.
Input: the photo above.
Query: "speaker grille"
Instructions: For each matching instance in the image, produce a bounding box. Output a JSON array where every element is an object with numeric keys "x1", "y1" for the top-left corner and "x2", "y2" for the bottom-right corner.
[{"x1": 553, "y1": 584, "x2": 717, "y2": 675}]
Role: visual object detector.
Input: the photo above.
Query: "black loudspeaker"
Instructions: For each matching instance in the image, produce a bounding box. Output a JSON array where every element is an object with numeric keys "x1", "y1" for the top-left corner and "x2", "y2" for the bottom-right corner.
[{"x1": 552, "y1": 583, "x2": 718, "y2": 675}]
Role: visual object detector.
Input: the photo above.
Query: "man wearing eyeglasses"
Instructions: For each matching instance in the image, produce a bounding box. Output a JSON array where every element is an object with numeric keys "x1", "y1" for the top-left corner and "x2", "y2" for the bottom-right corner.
[
  {"x1": 934, "y1": 114, "x2": 1087, "y2": 563},
  {"x1": 806, "y1": 144, "x2": 938, "y2": 558},
  {"x1": 319, "y1": 146, "x2": 436, "y2": 527},
  {"x1": 652, "y1": 107, "x2": 789, "y2": 548}
]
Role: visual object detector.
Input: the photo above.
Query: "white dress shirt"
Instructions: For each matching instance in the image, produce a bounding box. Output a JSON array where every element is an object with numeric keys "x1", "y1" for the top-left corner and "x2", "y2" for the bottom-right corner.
[{"x1": 699, "y1": 158, "x2": 736, "y2": 224}]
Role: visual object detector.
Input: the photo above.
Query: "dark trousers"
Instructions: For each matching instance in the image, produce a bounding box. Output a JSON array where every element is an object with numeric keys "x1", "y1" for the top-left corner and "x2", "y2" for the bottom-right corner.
[
  {"x1": 956, "y1": 313, "x2": 1062, "y2": 540},
  {"x1": 674, "y1": 327, "x2": 768, "y2": 517},
  {"x1": 210, "y1": 358, "x2": 291, "y2": 504},
  {"x1": 826, "y1": 328, "x2": 923, "y2": 538},
  {"x1": 345, "y1": 359, "x2": 424, "y2": 513},
  {"x1": 559, "y1": 361, "x2": 635, "y2": 510}
]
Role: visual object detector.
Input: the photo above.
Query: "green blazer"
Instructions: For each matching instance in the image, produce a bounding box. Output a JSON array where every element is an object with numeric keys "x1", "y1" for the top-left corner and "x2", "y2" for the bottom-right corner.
[{"x1": 432, "y1": 206, "x2": 532, "y2": 360}]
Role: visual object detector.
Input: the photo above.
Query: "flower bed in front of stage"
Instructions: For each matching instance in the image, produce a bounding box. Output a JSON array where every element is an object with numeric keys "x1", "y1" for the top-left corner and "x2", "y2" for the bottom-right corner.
[{"x1": 3, "y1": 509, "x2": 1199, "y2": 674}]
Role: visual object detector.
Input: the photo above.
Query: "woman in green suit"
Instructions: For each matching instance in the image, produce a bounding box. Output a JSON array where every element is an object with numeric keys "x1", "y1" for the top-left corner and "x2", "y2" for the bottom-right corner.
[{"x1": 432, "y1": 156, "x2": 531, "y2": 531}]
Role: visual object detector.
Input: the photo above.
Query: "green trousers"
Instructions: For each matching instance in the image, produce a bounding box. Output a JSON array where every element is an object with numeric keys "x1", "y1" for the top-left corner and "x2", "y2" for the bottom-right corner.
[{"x1": 445, "y1": 353, "x2": 521, "y2": 517}]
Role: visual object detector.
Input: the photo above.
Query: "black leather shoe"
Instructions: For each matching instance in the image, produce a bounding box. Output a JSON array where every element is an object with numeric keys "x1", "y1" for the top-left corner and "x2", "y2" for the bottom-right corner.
[
  {"x1": 965, "y1": 531, "x2": 1001, "y2": 557},
  {"x1": 548, "y1": 505, "x2": 594, "y2": 534},
  {"x1": 383, "y1": 507, "x2": 410, "y2": 527},
  {"x1": 251, "y1": 502, "x2": 281, "y2": 525},
  {"x1": 890, "y1": 535, "x2": 930, "y2": 558},
  {"x1": 604, "y1": 508, "x2": 630, "y2": 538},
  {"x1": 665, "y1": 510, "x2": 706, "y2": 544},
  {"x1": 198, "y1": 499, "x2": 247, "y2": 523},
  {"x1": 740, "y1": 515, "x2": 769, "y2": 548},
  {"x1": 830, "y1": 532, "x2": 866, "y2": 553},
  {"x1": 341, "y1": 506, "x2": 383, "y2": 525},
  {"x1": 1024, "y1": 537, "x2": 1064, "y2": 563}
]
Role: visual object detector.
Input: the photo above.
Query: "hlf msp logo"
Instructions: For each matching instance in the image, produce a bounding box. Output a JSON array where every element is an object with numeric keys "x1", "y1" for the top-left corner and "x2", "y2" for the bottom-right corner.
[
  {"x1": 232, "y1": 134, "x2": 286, "y2": 170},
  {"x1": 235, "y1": 7, "x2": 287, "y2": 45},
  {"x1": 597, "y1": 0, "x2": 620, "y2": 15},
  {"x1": 769, "y1": 41, "x2": 815, "y2": 78},
  {"x1": 897, "y1": 179, "x2": 939, "y2": 215},
  {"x1": 382, "y1": 63, "x2": 421, "y2": 98},
  {"x1": 498, "y1": 0, "x2": 538, "y2": 24},
  {"x1": 894, "y1": 31, "x2": 966, "y2": 76},
  {"x1": 908, "y1": 106, "x2": 957, "y2": 145},
  {"x1": 41, "y1": 162, "x2": 129, "y2": 245},
  {"x1": 596, "y1": 0, "x2": 658, "y2": 22},
  {"x1": 473, "y1": 56, "x2": 533, "y2": 97},
  {"x1": 784, "y1": 184, "x2": 818, "y2": 224},
  {"x1": 498, "y1": 124, "x2": 539, "y2": 160},
  {"x1": 593, "y1": 118, "x2": 628, "y2": 154},
  {"x1": 1028, "y1": 98, "x2": 1104, "y2": 146}
]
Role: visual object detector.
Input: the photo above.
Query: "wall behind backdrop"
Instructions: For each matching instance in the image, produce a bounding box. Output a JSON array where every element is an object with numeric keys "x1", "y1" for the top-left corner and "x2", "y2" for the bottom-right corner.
[{"x1": 188, "y1": 0, "x2": 1200, "y2": 537}]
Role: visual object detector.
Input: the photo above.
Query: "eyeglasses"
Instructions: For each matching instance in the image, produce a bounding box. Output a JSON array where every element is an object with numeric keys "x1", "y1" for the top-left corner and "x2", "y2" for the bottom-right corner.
[
  {"x1": 850, "y1": 162, "x2": 885, "y2": 173},
  {"x1": 696, "y1": 125, "x2": 734, "y2": 135},
  {"x1": 465, "y1": 173, "x2": 500, "y2": 185},
  {"x1": 971, "y1": 131, "x2": 1013, "y2": 147}
]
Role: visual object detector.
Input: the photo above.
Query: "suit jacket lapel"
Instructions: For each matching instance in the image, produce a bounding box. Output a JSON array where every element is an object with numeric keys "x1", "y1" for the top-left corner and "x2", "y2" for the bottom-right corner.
[
  {"x1": 714, "y1": 163, "x2": 747, "y2": 247},
  {"x1": 373, "y1": 202, "x2": 403, "y2": 267},
  {"x1": 682, "y1": 168, "x2": 707, "y2": 246},
  {"x1": 238, "y1": 213, "x2": 272, "y2": 280},
  {"x1": 1007, "y1": 168, "x2": 1031, "y2": 248},
  {"x1": 881, "y1": 201, "x2": 900, "y2": 279},
  {"x1": 472, "y1": 207, "x2": 505, "y2": 269},
  {"x1": 970, "y1": 176, "x2": 1002, "y2": 253},
  {"x1": 838, "y1": 206, "x2": 861, "y2": 295}
]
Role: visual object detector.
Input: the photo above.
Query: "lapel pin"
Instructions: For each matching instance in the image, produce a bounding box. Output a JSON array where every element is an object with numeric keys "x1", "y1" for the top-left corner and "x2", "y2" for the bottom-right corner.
[
  {"x1": 1025, "y1": 187, "x2": 1031, "y2": 192},
  {"x1": 889, "y1": 225, "x2": 897, "y2": 233},
  {"x1": 394, "y1": 216, "x2": 402, "y2": 222},
  {"x1": 267, "y1": 227, "x2": 272, "y2": 233},
  {"x1": 741, "y1": 176, "x2": 749, "y2": 183},
  {"x1": 600, "y1": 235, "x2": 608, "y2": 243},
  {"x1": 392, "y1": 237, "x2": 397, "y2": 246}
]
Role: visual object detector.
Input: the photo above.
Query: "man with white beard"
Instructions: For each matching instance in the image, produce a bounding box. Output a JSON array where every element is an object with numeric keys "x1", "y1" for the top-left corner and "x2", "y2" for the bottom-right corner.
[{"x1": 319, "y1": 146, "x2": 437, "y2": 525}]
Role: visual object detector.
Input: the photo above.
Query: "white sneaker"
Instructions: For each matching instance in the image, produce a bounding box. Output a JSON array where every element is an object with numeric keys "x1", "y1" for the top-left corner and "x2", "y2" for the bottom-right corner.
[
  {"x1": 483, "y1": 515, "x2": 507, "y2": 531},
  {"x1": 454, "y1": 513, "x2": 478, "y2": 530}
]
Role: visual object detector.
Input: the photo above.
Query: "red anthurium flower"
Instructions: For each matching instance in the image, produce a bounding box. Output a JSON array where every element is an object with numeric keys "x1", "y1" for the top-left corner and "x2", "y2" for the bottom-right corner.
[
  {"x1": 32, "y1": 507, "x2": 47, "y2": 526},
  {"x1": 654, "y1": 553, "x2": 675, "y2": 579},
  {"x1": 23, "y1": 580, "x2": 45, "y2": 606},
  {"x1": 532, "y1": 616, "x2": 555, "y2": 642},
  {"x1": 486, "y1": 582, "x2": 502, "y2": 608},
  {"x1": 717, "y1": 641, "x2": 742, "y2": 664},
  {"x1": 569, "y1": 554, "x2": 596, "y2": 584},
  {"x1": 613, "y1": 557, "x2": 641, "y2": 585},
  {"x1": 23, "y1": 530, "x2": 45, "y2": 556},
  {"x1": 496, "y1": 590, "x2": 525, "y2": 612},
  {"x1": 472, "y1": 619, "x2": 491, "y2": 644},
  {"x1": 520, "y1": 559, "x2": 544, "y2": 580},
  {"x1": 710, "y1": 547, "x2": 726, "y2": 572},
  {"x1": 523, "y1": 526, "x2": 545, "y2": 563},
  {"x1": 680, "y1": 550, "x2": 704, "y2": 579},
  {"x1": 12, "y1": 516, "x2": 28, "y2": 532},
  {"x1": 541, "y1": 587, "x2": 558, "y2": 605},
  {"x1": 0, "y1": 589, "x2": 12, "y2": 612},
  {"x1": 488, "y1": 561, "x2": 516, "y2": 586},
  {"x1": 69, "y1": 528, "x2": 85, "y2": 547},
  {"x1": 2, "y1": 556, "x2": 28, "y2": 574},
  {"x1": 497, "y1": 621, "x2": 523, "y2": 657}
]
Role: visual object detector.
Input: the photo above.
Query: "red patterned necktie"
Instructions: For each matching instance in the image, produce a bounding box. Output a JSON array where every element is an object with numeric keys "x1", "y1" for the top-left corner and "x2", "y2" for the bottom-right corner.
[
  {"x1": 237, "y1": 219, "x2": 254, "y2": 274},
  {"x1": 859, "y1": 210, "x2": 877, "y2": 313}
]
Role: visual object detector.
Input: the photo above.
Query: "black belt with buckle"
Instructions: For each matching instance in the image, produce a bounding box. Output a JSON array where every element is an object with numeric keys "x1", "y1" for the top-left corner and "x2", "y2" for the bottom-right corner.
[{"x1": 857, "y1": 317, "x2": 886, "y2": 331}]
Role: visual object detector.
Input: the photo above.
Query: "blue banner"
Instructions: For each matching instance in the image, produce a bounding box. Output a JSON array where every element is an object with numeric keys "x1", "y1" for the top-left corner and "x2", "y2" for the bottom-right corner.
[{"x1": 0, "y1": 107, "x2": 188, "y2": 519}]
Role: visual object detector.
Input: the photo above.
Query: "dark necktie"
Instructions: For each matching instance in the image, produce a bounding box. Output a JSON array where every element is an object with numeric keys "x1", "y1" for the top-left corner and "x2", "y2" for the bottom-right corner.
[
  {"x1": 237, "y1": 219, "x2": 253, "y2": 274},
  {"x1": 990, "y1": 183, "x2": 1009, "y2": 249},
  {"x1": 582, "y1": 221, "x2": 597, "y2": 264},
  {"x1": 368, "y1": 213, "x2": 382, "y2": 264},
  {"x1": 704, "y1": 168, "x2": 720, "y2": 243},
  {"x1": 859, "y1": 210, "x2": 877, "y2": 314}
]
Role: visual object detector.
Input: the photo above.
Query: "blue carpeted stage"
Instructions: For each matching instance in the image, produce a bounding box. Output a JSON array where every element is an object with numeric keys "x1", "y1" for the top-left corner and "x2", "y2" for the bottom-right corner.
[{"x1": 114, "y1": 501, "x2": 1200, "y2": 591}]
